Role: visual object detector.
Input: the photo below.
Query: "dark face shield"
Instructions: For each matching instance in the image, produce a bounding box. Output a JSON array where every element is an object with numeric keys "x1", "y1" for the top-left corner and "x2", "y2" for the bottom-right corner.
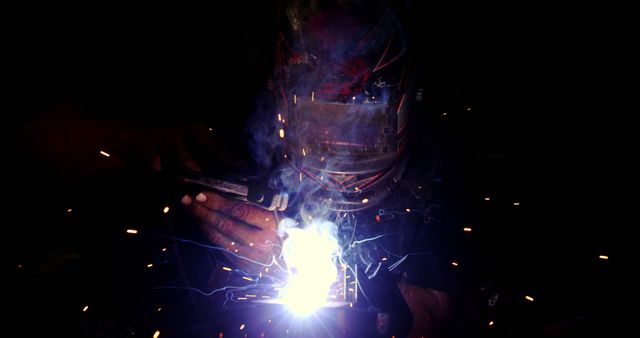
[
  {"x1": 278, "y1": 95, "x2": 408, "y2": 212},
  {"x1": 287, "y1": 96, "x2": 401, "y2": 176}
]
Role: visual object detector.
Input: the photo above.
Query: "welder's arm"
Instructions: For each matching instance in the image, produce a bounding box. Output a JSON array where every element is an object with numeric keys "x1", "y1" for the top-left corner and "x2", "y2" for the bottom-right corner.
[
  {"x1": 398, "y1": 282, "x2": 453, "y2": 338},
  {"x1": 181, "y1": 190, "x2": 282, "y2": 274}
]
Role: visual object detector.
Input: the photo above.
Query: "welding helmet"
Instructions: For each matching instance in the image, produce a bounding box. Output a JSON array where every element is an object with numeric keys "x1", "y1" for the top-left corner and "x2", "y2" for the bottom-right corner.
[{"x1": 276, "y1": 0, "x2": 411, "y2": 211}]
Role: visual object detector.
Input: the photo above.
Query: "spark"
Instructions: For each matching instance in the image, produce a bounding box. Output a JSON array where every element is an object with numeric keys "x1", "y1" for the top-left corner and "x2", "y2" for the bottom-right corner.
[
  {"x1": 278, "y1": 113, "x2": 282, "y2": 121},
  {"x1": 302, "y1": 148, "x2": 306, "y2": 156},
  {"x1": 489, "y1": 321, "x2": 494, "y2": 326},
  {"x1": 311, "y1": 91, "x2": 315, "y2": 102},
  {"x1": 293, "y1": 95, "x2": 297, "y2": 105},
  {"x1": 222, "y1": 266, "x2": 232, "y2": 271},
  {"x1": 161, "y1": 248, "x2": 167, "y2": 252},
  {"x1": 463, "y1": 227, "x2": 472, "y2": 232},
  {"x1": 484, "y1": 197, "x2": 491, "y2": 201},
  {"x1": 151, "y1": 284, "x2": 253, "y2": 297},
  {"x1": 147, "y1": 264, "x2": 153, "y2": 268},
  {"x1": 265, "y1": 267, "x2": 269, "y2": 272},
  {"x1": 299, "y1": 172, "x2": 303, "y2": 182},
  {"x1": 237, "y1": 297, "x2": 248, "y2": 300},
  {"x1": 361, "y1": 198, "x2": 369, "y2": 204},
  {"x1": 82, "y1": 305, "x2": 89, "y2": 312},
  {"x1": 513, "y1": 202, "x2": 520, "y2": 206},
  {"x1": 239, "y1": 324, "x2": 245, "y2": 330},
  {"x1": 242, "y1": 276, "x2": 254, "y2": 282},
  {"x1": 351, "y1": 234, "x2": 386, "y2": 246},
  {"x1": 126, "y1": 229, "x2": 138, "y2": 234},
  {"x1": 279, "y1": 128, "x2": 285, "y2": 138},
  {"x1": 157, "y1": 307, "x2": 162, "y2": 311},
  {"x1": 599, "y1": 255, "x2": 609, "y2": 260},
  {"x1": 525, "y1": 295, "x2": 534, "y2": 302},
  {"x1": 67, "y1": 208, "x2": 72, "y2": 213},
  {"x1": 352, "y1": 96, "x2": 356, "y2": 100},
  {"x1": 246, "y1": 294, "x2": 256, "y2": 298},
  {"x1": 249, "y1": 242, "x2": 254, "y2": 247},
  {"x1": 209, "y1": 127, "x2": 213, "y2": 131},
  {"x1": 381, "y1": 257, "x2": 387, "y2": 261},
  {"x1": 99, "y1": 150, "x2": 110, "y2": 157},
  {"x1": 155, "y1": 233, "x2": 285, "y2": 277},
  {"x1": 163, "y1": 206, "x2": 170, "y2": 214},
  {"x1": 405, "y1": 208, "x2": 411, "y2": 212},
  {"x1": 153, "y1": 330, "x2": 160, "y2": 338},
  {"x1": 451, "y1": 261, "x2": 459, "y2": 266},
  {"x1": 231, "y1": 242, "x2": 235, "y2": 246}
]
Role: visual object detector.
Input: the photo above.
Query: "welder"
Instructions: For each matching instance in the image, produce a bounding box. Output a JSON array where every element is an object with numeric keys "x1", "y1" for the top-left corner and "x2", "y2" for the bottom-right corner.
[{"x1": 175, "y1": 1, "x2": 464, "y2": 337}]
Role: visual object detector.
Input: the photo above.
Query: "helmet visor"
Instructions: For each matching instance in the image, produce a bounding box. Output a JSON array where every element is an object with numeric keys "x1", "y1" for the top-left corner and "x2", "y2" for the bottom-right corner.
[{"x1": 287, "y1": 96, "x2": 398, "y2": 174}]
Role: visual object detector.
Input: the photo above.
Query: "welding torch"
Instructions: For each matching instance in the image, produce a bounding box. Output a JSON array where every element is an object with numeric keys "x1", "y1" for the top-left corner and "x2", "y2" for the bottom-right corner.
[{"x1": 179, "y1": 170, "x2": 289, "y2": 212}]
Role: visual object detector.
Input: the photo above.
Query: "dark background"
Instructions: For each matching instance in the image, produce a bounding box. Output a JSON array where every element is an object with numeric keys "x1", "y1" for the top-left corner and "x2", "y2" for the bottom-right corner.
[{"x1": 7, "y1": 2, "x2": 626, "y2": 337}]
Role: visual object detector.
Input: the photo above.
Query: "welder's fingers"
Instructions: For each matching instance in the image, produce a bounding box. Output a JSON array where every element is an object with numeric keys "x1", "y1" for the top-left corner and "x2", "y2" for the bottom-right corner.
[
  {"x1": 204, "y1": 227, "x2": 275, "y2": 267},
  {"x1": 184, "y1": 194, "x2": 280, "y2": 251},
  {"x1": 193, "y1": 191, "x2": 278, "y2": 231},
  {"x1": 191, "y1": 200, "x2": 261, "y2": 244},
  {"x1": 203, "y1": 225, "x2": 235, "y2": 249}
]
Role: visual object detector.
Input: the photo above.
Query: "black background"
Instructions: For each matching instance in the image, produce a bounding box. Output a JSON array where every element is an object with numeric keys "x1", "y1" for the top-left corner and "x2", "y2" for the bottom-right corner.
[{"x1": 8, "y1": 2, "x2": 627, "y2": 337}]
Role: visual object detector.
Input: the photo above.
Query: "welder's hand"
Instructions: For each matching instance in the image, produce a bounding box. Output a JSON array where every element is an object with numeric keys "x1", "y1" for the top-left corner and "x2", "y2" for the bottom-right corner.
[
  {"x1": 181, "y1": 191, "x2": 282, "y2": 275},
  {"x1": 397, "y1": 282, "x2": 453, "y2": 338}
]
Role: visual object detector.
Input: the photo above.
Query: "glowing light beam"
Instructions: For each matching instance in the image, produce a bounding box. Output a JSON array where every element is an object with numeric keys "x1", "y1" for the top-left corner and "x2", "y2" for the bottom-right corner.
[{"x1": 280, "y1": 219, "x2": 340, "y2": 316}]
